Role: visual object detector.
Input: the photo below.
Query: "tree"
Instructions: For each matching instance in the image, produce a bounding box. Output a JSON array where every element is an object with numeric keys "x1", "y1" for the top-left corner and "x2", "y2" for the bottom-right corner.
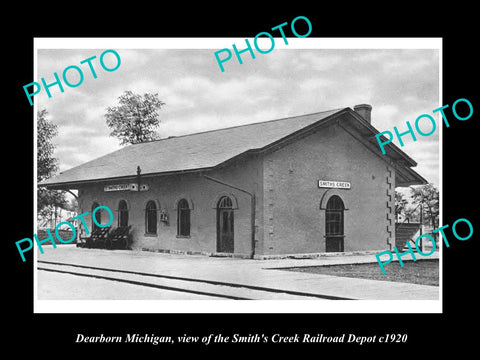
[
  {"x1": 395, "y1": 191, "x2": 408, "y2": 222},
  {"x1": 410, "y1": 183, "x2": 439, "y2": 228},
  {"x1": 105, "y1": 91, "x2": 165, "y2": 145},
  {"x1": 37, "y1": 109, "x2": 58, "y2": 183},
  {"x1": 404, "y1": 205, "x2": 420, "y2": 223},
  {"x1": 37, "y1": 109, "x2": 68, "y2": 225}
]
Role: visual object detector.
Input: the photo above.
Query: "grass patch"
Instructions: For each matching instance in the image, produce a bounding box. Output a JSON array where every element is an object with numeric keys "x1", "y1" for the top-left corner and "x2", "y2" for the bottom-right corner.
[{"x1": 281, "y1": 259, "x2": 439, "y2": 286}]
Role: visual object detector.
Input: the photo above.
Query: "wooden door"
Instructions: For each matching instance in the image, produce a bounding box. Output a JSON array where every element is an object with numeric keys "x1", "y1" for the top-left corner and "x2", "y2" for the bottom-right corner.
[
  {"x1": 217, "y1": 196, "x2": 234, "y2": 253},
  {"x1": 325, "y1": 195, "x2": 345, "y2": 252}
]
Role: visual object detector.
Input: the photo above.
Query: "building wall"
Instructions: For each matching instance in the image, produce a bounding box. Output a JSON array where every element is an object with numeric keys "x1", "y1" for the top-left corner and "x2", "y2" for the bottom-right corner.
[
  {"x1": 77, "y1": 154, "x2": 263, "y2": 256},
  {"x1": 261, "y1": 122, "x2": 394, "y2": 255},
  {"x1": 76, "y1": 121, "x2": 395, "y2": 256}
]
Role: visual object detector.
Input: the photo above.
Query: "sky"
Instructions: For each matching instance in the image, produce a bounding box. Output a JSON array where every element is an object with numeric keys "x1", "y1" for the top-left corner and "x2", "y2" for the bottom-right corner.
[{"x1": 36, "y1": 38, "x2": 440, "y2": 187}]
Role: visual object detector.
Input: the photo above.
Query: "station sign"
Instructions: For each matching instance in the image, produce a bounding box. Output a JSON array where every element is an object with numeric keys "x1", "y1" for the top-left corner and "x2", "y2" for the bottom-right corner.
[
  {"x1": 318, "y1": 180, "x2": 351, "y2": 189},
  {"x1": 104, "y1": 183, "x2": 149, "y2": 192}
]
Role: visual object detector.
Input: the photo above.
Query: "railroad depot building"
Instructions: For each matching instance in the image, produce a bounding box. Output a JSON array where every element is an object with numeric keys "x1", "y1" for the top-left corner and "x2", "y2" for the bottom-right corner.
[{"x1": 41, "y1": 105, "x2": 426, "y2": 258}]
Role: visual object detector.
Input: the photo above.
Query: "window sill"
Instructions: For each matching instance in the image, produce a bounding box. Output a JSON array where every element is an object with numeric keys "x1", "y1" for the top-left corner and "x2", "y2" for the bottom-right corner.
[
  {"x1": 176, "y1": 235, "x2": 191, "y2": 239},
  {"x1": 144, "y1": 233, "x2": 158, "y2": 237}
]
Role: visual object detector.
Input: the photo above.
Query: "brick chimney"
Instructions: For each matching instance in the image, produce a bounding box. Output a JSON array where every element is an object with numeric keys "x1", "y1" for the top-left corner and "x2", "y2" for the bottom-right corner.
[{"x1": 354, "y1": 104, "x2": 372, "y2": 124}]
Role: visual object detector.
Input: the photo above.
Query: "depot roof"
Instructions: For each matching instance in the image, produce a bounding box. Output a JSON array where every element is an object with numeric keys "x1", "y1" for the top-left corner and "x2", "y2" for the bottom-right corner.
[{"x1": 40, "y1": 107, "x2": 427, "y2": 189}]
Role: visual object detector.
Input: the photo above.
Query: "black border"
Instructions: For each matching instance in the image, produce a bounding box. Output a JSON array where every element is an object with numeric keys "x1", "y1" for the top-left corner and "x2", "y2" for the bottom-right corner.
[{"x1": 7, "y1": 6, "x2": 479, "y2": 354}]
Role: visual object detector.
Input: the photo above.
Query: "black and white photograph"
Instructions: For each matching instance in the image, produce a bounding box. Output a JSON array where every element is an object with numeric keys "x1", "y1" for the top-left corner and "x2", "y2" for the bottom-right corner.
[{"x1": 33, "y1": 38, "x2": 441, "y2": 313}]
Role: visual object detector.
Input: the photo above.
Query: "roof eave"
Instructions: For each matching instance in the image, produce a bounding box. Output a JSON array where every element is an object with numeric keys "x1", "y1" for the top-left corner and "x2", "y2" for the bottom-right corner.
[
  {"x1": 346, "y1": 109, "x2": 418, "y2": 167},
  {"x1": 40, "y1": 166, "x2": 216, "y2": 190},
  {"x1": 395, "y1": 166, "x2": 428, "y2": 187}
]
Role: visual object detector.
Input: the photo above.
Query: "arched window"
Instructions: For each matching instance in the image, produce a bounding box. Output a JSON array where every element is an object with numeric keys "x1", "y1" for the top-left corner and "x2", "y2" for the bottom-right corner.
[
  {"x1": 218, "y1": 196, "x2": 233, "y2": 209},
  {"x1": 145, "y1": 200, "x2": 157, "y2": 235},
  {"x1": 177, "y1": 199, "x2": 191, "y2": 236},
  {"x1": 91, "y1": 202, "x2": 101, "y2": 232},
  {"x1": 325, "y1": 195, "x2": 345, "y2": 252},
  {"x1": 118, "y1": 200, "x2": 128, "y2": 227}
]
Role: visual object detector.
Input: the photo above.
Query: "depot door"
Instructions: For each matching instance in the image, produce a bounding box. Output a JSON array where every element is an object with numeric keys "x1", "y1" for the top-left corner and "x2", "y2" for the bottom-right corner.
[
  {"x1": 217, "y1": 196, "x2": 234, "y2": 253},
  {"x1": 325, "y1": 195, "x2": 345, "y2": 252}
]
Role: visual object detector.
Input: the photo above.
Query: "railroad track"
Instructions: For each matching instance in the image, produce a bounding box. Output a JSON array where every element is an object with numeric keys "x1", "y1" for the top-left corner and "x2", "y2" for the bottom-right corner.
[{"x1": 37, "y1": 260, "x2": 354, "y2": 300}]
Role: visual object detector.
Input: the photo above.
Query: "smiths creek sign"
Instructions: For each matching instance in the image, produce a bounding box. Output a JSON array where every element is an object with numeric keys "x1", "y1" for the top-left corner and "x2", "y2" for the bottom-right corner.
[
  {"x1": 104, "y1": 183, "x2": 149, "y2": 192},
  {"x1": 318, "y1": 180, "x2": 351, "y2": 189}
]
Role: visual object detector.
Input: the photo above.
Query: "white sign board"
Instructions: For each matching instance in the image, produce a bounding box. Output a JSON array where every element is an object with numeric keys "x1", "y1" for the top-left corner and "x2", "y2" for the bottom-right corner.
[
  {"x1": 318, "y1": 180, "x2": 351, "y2": 189},
  {"x1": 104, "y1": 183, "x2": 149, "y2": 192}
]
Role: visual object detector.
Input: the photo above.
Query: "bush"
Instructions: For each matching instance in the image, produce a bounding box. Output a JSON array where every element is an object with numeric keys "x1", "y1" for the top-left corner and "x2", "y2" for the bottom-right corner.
[{"x1": 36, "y1": 228, "x2": 77, "y2": 244}]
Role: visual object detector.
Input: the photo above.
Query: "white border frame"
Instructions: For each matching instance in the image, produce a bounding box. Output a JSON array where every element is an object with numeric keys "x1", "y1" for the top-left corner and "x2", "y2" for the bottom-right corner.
[{"x1": 33, "y1": 37, "x2": 443, "y2": 314}]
